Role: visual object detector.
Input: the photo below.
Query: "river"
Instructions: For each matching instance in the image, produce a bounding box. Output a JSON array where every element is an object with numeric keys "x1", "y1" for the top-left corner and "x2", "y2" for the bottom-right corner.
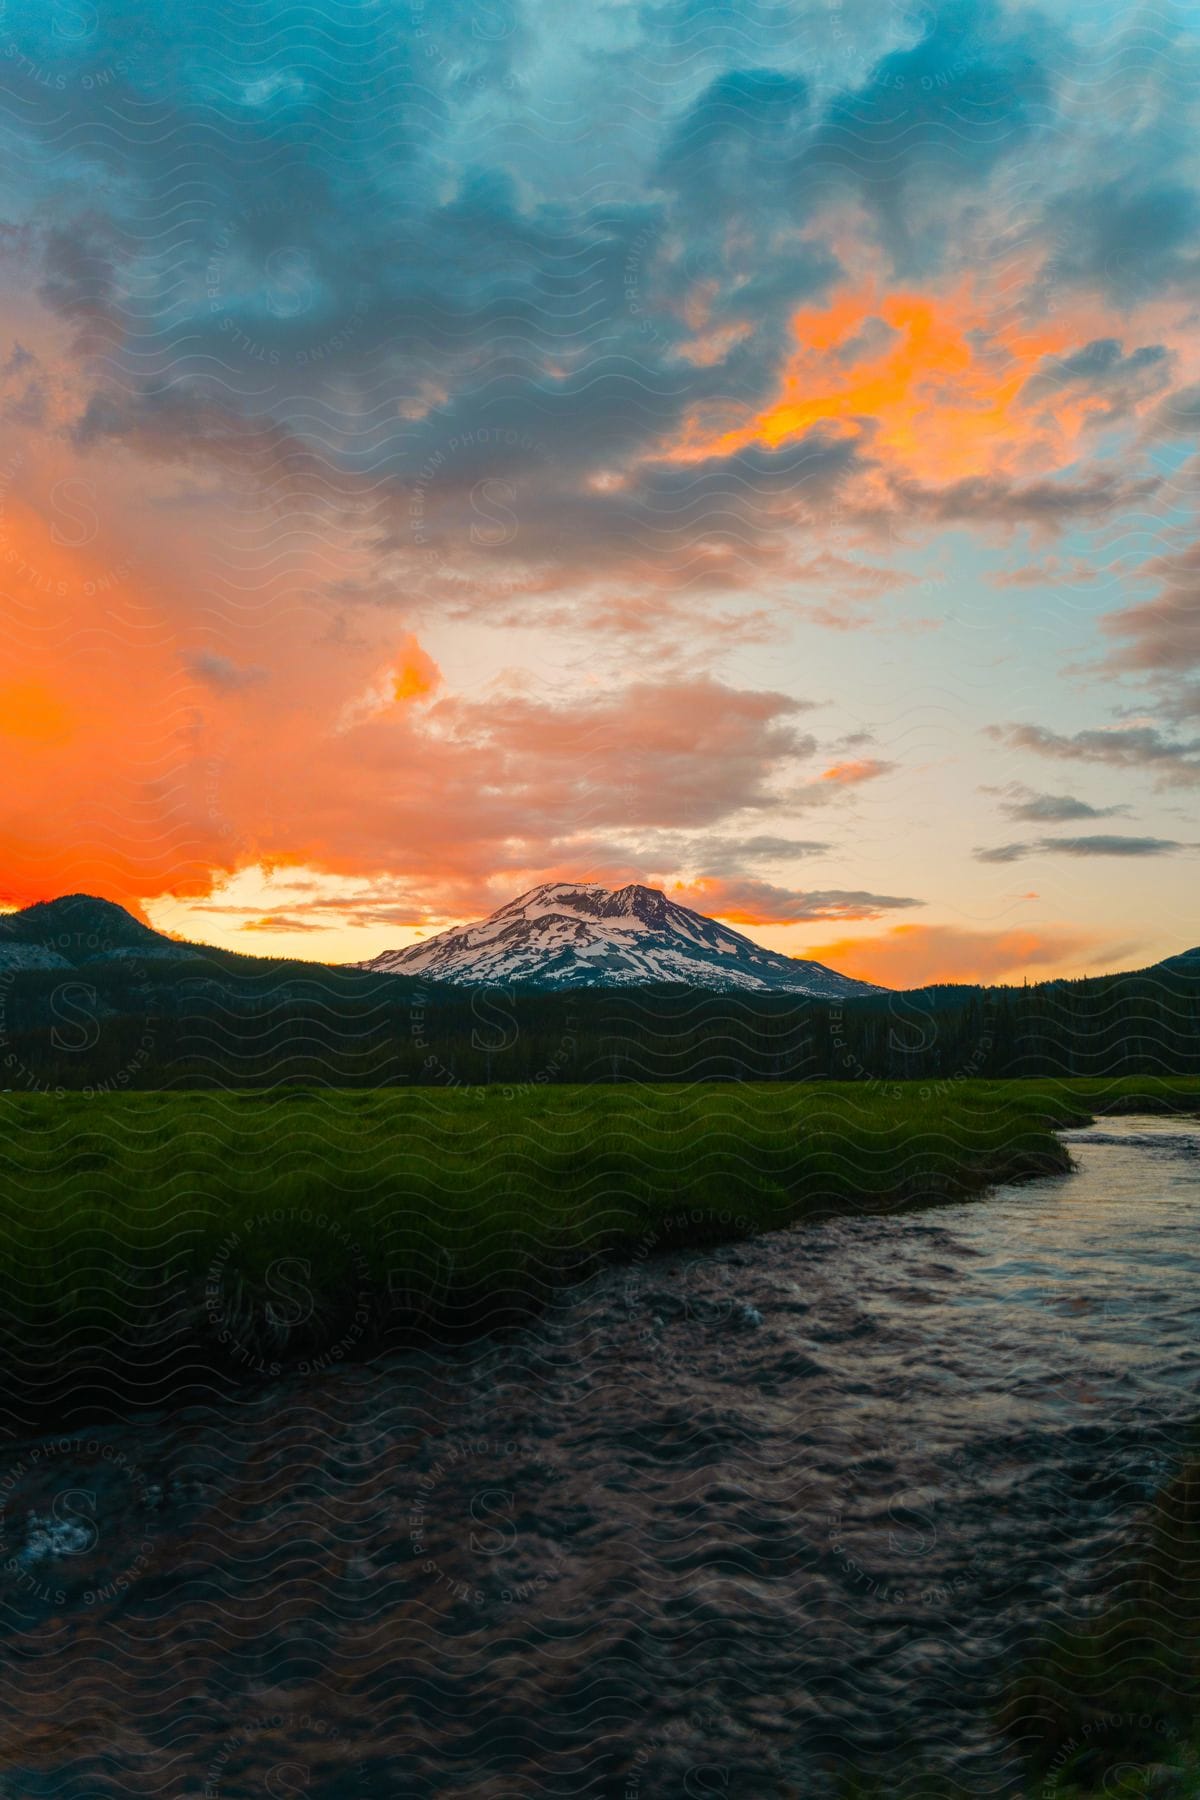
[{"x1": 0, "y1": 1114, "x2": 1197, "y2": 1797}]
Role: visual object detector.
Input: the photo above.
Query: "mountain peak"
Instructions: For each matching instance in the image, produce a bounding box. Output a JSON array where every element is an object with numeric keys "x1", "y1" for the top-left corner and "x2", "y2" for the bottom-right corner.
[
  {"x1": 352, "y1": 879, "x2": 885, "y2": 996},
  {"x1": 12, "y1": 892, "x2": 147, "y2": 927},
  {"x1": 0, "y1": 893, "x2": 188, "y2": 970}
]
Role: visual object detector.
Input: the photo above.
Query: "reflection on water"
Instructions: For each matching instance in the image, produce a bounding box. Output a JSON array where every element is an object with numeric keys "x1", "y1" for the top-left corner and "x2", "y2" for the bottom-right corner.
[{"x1": 0, "y1": 1116, "x2": 1197, "y2": 1797}]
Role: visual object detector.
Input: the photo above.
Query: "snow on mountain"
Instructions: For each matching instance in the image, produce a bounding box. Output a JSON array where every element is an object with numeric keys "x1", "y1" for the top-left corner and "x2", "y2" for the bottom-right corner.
[{"x1": 351, "y1": 881, "x2": 887, "y2": 996}]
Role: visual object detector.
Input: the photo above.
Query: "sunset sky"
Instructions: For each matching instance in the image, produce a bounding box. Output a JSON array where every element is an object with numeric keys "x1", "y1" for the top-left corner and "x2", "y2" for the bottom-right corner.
[{"x1": 1, "y1": 0, "x2": 1197, "y2": 984}]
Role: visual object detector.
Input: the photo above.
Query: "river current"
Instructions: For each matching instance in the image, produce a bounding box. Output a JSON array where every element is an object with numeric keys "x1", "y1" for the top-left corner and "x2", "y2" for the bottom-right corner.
[{"x1": 0, "y1": 1115, "x2": 1197, "y2": 1797}]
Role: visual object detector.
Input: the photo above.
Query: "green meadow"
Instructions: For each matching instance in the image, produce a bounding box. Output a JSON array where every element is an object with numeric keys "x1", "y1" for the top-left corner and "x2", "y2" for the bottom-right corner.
[
  {"x1": 0, "y1": 1076, "x2": 1196, "y2": 1418},
  {"x1": 2, "y1": 1076, "x2": 1200, "y2": 1794}
]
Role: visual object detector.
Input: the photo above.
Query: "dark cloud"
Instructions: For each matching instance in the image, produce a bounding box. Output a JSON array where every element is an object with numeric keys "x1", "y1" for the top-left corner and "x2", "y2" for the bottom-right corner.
[
  {"x1": 1030, "y1": 15, "x2": 1200, "y2": 307},
  {"x1": 677, "y1": 876, "x2": 921, "y2": 922},
  {"x1": 1102, "y1": 542, "x2": 1200, "y2": 675},
  {"x1": 0, "y1": 3, "x2": 1049, "y2": 469},
  {"x1": 781, "y1": 887, "x2": 918, "y2": 916},
  {"x1": 989, "y1": 722, "x2": 1200, "y2": 786},
  {"x1": 1162, "y1": 682, "x2": 1200, "y2": 723},
  {"x1": 0, "y1": 341, "x2": 46, "y2": 425},
  {"x1": 805, "y1": 0, "x2": 1055, "y2": 269},
  {"x1": 1019, "y1": 338, "x2": 1171, "y2": 420},
  {"x1": 1047, "y1": 180, "x2": 1200, "y2": 307},
  {"x1": 975, "y1": 834, "x2": 1184, "y2": 863},
  {"x1": 660, "y1": 67, "x2": 811, "y2": 179},
  {"x1": 1, "y1": 0, "x2": 1196, "y2": 633},
  {"x1": 697, "y1": 834, "x2": 832, "y2": 870},
  {"x1": 890, "y1": 469, "x2": 1160, "y2": 527},
  {"x1": 833, "y1": 316, "x2": 900, "y2": 367},
  {"x1": 974, "y1": 841, "x2": 1030, "y2": 863},
  {"x1": 1050, "y1": 835, "x2": 1185, "y2": 856},
  {"x1": 985, "y1": 784, "x2": 1127, "y2": 823},
  {"x1": 363, "y1": 425, "x2": 872, "y2": 616},
  {"x1": 1147, "y1": 383, "x2": 1200, "y2": 440},
  {"x1": 182, "y1": 650, "x2": 268, "y2": 691}
]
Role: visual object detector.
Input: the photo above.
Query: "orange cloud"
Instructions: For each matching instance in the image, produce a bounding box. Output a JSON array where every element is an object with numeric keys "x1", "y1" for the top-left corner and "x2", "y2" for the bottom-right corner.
[
  {"x1": 803, "y1": 923, "x2": 1098, "y2": 988},
  {"x1": 392, "y1": 635, "x2": 441, "y2": 704},
  {"x1": 114, "y1": 672, "x2": 815, "y2": 927},
  {"x1": 820, "y1": 757, "x2": 891, "y2": 785},
  {"x1": 670, "y1": 280, "x2": 1144, "y2": 485},
  {"x1": 0, "y1": 461, "x2": 242, "y2": 911},
  {"x1": 239, "y1": 914, "x2": 324, "y2": 933},
  {"x1": 0, "y1": 680, "x2": 73, "y2": 743}
]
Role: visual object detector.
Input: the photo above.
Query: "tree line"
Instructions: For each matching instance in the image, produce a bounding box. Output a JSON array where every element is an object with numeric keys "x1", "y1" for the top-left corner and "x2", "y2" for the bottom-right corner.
[{"x1": 1, "y1": 951, "x2": 1196, "y2": 1091}]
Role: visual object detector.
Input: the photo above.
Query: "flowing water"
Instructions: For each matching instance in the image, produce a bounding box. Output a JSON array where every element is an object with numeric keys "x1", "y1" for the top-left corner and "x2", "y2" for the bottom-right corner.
[{"x1": 0, "y1": 1115, "x2": 1198, "y2": 1798}]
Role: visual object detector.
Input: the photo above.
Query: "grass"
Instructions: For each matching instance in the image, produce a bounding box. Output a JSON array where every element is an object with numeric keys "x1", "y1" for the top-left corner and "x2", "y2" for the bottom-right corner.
[{"x1": 0, "y1": 1075, "x2": 1196, "y2": 1425}]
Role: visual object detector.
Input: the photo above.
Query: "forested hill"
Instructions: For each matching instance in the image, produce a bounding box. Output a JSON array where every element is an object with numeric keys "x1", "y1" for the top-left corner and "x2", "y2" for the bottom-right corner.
[{"x1": 0, "y1": 911, "x2": 1196, "y2": 1089}]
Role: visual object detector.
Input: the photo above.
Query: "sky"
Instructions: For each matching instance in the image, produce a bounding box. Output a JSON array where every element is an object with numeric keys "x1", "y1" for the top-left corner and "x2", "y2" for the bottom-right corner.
[{"x1": 0, "y1": 0, "x2": 1197, "y2": 984}]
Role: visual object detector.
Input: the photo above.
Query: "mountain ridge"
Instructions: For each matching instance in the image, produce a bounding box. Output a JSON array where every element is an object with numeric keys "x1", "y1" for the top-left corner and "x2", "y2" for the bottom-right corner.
[
  {"x1": 0, "y1": 891, "x2": 1196, "y2": 1091},
  {"x1": 2, "y1": 888, "x2": 1196, "y2": 994}
]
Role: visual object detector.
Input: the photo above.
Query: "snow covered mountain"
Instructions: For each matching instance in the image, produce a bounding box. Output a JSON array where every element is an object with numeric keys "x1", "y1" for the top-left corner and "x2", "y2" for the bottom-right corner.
[{"x1": 352, "y1": 881, "x2": 887, "y2": 996}]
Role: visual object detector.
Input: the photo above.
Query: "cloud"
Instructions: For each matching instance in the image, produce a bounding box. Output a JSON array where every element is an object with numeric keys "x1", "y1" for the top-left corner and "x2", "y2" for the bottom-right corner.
[
  {"x1": 986, "y1": 784, "x2": 1127, "y2": 823},
  {"x1": 989, "y1": 722, "x2": 1200, "y2": 786},
  {"x1": 890, "y1": 469, "x2": 1159, "y2": 528},
  {"x1": 428, "y1": 675, "x2": 818, "y2": 829},
  {"x1": 659, "y1": 68, "x2": 811, "y2": 189},
  {"x1": 1019, "y1": 339, "x2": 1171, "y2": 421},
  {"x1": 186, "y1": 671, "x2": 828, "y2": 925},
  {"x1": 1147, "y1": 383, "x2": 1200, "y2": 441},
  {"x1": 988, "y1": 556, "x2": 1102, "y2": 590},
  {"x1": 805, "y1": 923, "x2": 1100, "y2": 988},
  {"x1": 0, "y1": 504, "x2": 827, "y2": 916},
  {"x1": 974, "y1": 834, "x2": 1184, "y2": 863},
  {"x1": 4, "y1": 0, "x2": 1173, "y2": 620},
  {"x1": 673, "y1": 875, "x2": 921, "y2": 924},
  {"x1": 819, "y1": 757, "x2": 893, "y2": 785},
  {"x1": 0, "y1": 340, "x2": 46, "y2": 425},
  {"x1": 684, "y1": 833, "x2": 834, "y2": 876},
  {"x1": 1, "y1": 0, "x2": 1199, "y2": 948},
  {"x1": 1102, "y1": 541, "x2": 1200, "y2": 675},
  {"x1": 833, "y1": 316, "x2": 900, "y2": 368},
  {"x1": 182, "y1": 650, "x2": 267, "y2": 691},
  {"x1": 391, "y1": 635, "x2": 442, "y2": 704},
  {"x1": 1047, "y1": 179, "x2": 1200, "y2": 307},
  {"x1": 807, "y1": 0, "x2": 1056, "y2": 268},
  {"x1": 239, "y1": 914, "x2": 325, "y2": 932},
  {"x1": 0, "y1": 679, "x2": 73, "y2": 743},
  {"x1": 1042, "y1": 833, "x2": 1184, "y2": 857},
  {"x1": 368, "y1": 424, "x2": 873, "y2": 618},
  {"x1": 973, "y1": 842, "x2": 1033, "y2": 864}
]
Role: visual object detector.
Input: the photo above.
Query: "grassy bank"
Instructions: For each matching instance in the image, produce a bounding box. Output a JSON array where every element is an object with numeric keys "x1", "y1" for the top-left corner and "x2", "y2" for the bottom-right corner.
[{"x1": 0, "y1": 1076, "x2": 1196, "y2": 1426}]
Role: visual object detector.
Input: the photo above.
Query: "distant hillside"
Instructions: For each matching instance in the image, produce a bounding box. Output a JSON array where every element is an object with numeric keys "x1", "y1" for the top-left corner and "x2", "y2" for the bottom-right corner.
[
  {"x1": 0, "y1": 895, "x2": 1196, "y2": 1089},
  {"x1": 0, "y1": 894, "x2": 192, "y2": 970}
]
